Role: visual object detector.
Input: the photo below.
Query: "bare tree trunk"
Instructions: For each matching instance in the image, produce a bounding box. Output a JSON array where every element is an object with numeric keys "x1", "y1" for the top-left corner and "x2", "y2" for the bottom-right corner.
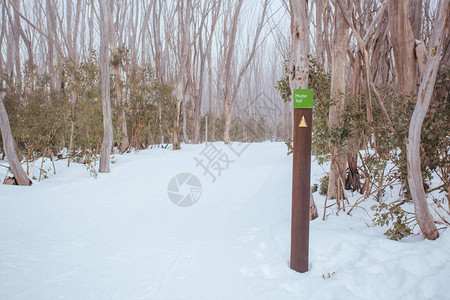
[
  {"x1": 408, "y1": 0, "x2": 423, "y2": 40},
  {"x1": 12, "y1": 0, "x2": 21, "y2": 93},
  {"x1": 207, "y1": 37, "x2": 213, "y2": 119},
  {"x1": 444, "y1": 25, "x2": 450, "y2": 66},
  {"x1": 194, "y1": 1, "x2": 220, "y2": 144},
  {"x1": 415, "y1": 41, "x2": 428, "y2": 81},
  {"x1": 107, "y1": 3, "x2": 129, "y2": 153},
  {"x1": 389, "y1": 0, "x2": 418, "y2": 94},
  {"x1": 118, "y1": 105, "x2": 129, "y2": 152},
  {"x1": 46, "y1": 0, "x2": 57, "y2": 90},
  {"x1": 182, "y1": 84, "x2": 189, "y2": 143},
  {"x1": 223, "y1": 0, "x2": 243, "y2": 144},
  {"x1": 323, "y1": 4, "x2": 333, "y2": 70},
  {"x1": 7, "y1": 0, "x2": 33, "y2": 69},
  {"x1": 315, "y1": 0, "x2": 324, "y2": 64},
  {"x1": 327, "y1": 0, "x2": 350, "y2": 202},
  {"x1": 406, "y1": 0, "x2": 448, "y2": 240},
  {"x1": 88, "y1": 1, "x2": 94, "y2": 56},
  {"x1": 98, "y1": 0, "x2": 113, "y2": 173},
  {"x1": 112, "y1": 48, "x2": 129, "y2": 153},
  {"x1": 193, "y1": 92, "x2": 201, "y2": 144},
  {"x1": 224, "y1": 0, "x2": 268, "y2": 144},
  {"x1": 173, "y1": 0, "x2": 192, "y2": 149},
  {"x1": 0, "y1": 92, "x2": 31, "y2": 185},
  {"x1": 346, "y1": 52, "x2": 362, "y2": 192},
  {"x1": 223, "y1": 98, "x2": 232, "y2": 143},
  {"x1": 289, "y1": 0, "x2": 309, "y2": 90},
  {"x1": 371, "y1": 14, "x2": 390, "y2": 87}
]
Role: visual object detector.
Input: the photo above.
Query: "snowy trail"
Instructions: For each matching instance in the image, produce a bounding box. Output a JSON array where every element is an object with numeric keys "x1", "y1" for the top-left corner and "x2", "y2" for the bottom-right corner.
[{"x1": 0, "y1": 142, "x2": 449, "y2": 299}]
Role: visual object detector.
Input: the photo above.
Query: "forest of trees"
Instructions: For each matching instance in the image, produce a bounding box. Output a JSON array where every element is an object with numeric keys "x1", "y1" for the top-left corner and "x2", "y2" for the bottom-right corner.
[
  {"x1": 0, "y1": 0, "x2": 449, "y2": 240},
  {"x1": 0, "y1": 0, "x2": 285, "y2": 175},
  {"x1": 283, "y1": 0, "x2": 448, "y2": 241}
]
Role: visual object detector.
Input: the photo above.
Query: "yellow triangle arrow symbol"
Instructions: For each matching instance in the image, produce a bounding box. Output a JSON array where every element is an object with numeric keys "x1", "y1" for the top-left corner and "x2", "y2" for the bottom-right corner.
[{"x1": 299, "y1": 116, "x2": 307, "y2": 127}]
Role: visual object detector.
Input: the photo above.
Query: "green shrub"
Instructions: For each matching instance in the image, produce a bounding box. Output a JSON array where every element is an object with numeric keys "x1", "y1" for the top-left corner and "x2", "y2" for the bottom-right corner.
[
  {"x1": 319, "y1": 174, "x2": 329, "y2": 196},
  {"x1": 372, "y1": 203, "x2": 413, "y2": 241}
]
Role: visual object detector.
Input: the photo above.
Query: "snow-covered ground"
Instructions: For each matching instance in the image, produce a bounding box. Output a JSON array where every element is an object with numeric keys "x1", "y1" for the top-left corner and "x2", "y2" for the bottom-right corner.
[{"x1": 0, "y1": 142, "x2": 449, "y2": 299}]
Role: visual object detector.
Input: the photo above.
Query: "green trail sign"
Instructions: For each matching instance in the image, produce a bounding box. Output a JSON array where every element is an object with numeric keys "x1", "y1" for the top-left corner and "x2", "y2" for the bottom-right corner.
[{"x1": 293, "y1": 89, "x2": 313, "y2": 109}]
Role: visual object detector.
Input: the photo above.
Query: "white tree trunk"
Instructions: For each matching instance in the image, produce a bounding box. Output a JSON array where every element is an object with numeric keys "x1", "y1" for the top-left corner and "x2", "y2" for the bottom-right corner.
[
  {"x1": 223, "y1": 0, "x2": 243, "y2": 144},
  {"x1": 45, "y1": 0, "x2": 57, "y2": 90},
  {"x1": 389, "y1": 0, "x2": 418, "y2": 94},
  {"x1": 315, "y1": 0, "x2": 324, "y2": 64},
  {"x1": 406, "y1": 0, "x2": 448, "y2": 240},
  {"x1": 98, "y1": 0, "x2": 113, "y2": 173},
  {"x1": 289, "y1": 0, "x2": 310, "y2": 92},
  {"x1": 408, "y1": 0, "x2": 423, "y2": 40},
  {"x1": 327, "y1": 0, "x2": 350, "y2": 202},
  {"x1": 173, "y1": 0, "x2": 192, "y2": 149},
  {"x1": 0, "y1": 93, "x2": 31, "y2": 185},
  {"x1": 223, "y1": 98, "x2": 232, "y2": 143}
]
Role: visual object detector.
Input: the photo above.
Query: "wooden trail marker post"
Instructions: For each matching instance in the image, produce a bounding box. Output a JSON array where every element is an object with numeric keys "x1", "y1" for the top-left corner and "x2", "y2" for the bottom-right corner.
[
  {"x1": 205, "y1": 116, "x2": 208, "y2": 146},
  {"x1": 290, "y1": 89, "x2": 313, "y2": 273}
]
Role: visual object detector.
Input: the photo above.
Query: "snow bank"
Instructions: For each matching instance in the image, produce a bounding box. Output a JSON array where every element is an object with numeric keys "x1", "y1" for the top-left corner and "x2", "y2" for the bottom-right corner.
[{"x1": 0, "y1": 142, "x2": 448, "y2": 299}]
